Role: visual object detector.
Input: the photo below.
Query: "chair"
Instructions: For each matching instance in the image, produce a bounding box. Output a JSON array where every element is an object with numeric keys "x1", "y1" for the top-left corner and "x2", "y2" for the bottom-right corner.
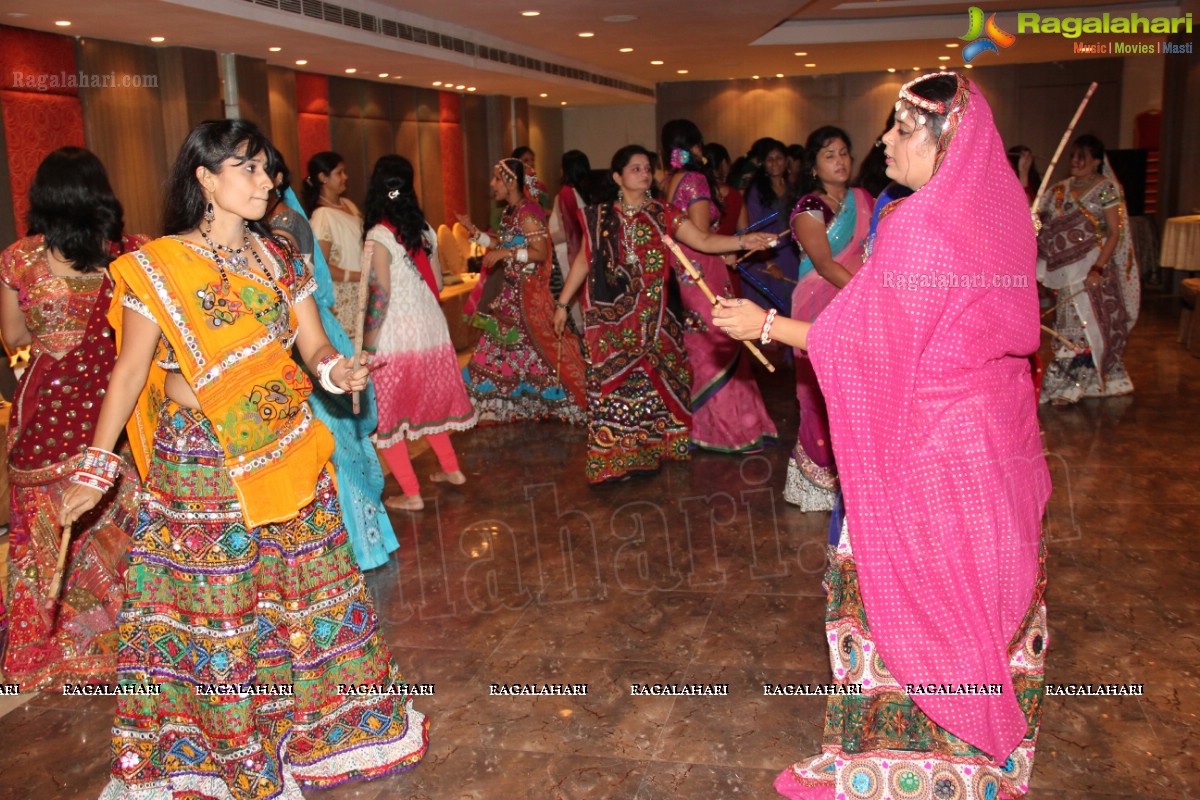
[{"x1": 452, "y1": 222, "x2": 472, "y2": 258}]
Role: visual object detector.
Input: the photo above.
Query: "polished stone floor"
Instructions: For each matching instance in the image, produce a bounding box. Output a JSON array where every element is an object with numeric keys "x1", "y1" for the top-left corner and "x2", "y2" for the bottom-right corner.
[{"x1": 0, "y1": 289, "x2": 1196, "y2": 800}]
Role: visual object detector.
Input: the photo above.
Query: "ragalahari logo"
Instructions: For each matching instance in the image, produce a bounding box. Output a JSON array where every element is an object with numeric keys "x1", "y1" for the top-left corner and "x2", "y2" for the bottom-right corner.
[{"x1": 960, "y1": 6, "x2": 1017, "y2": 62}]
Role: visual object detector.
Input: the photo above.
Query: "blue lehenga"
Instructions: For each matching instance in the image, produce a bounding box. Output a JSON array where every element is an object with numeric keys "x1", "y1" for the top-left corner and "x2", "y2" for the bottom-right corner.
[{"x1": 278, "y1": 188, "x2": 399, "y2": 569}]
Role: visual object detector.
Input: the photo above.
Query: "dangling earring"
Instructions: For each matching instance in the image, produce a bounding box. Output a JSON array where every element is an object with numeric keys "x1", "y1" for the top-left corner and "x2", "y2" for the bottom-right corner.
[
  {"x1": 644, "y1": 189, "x2": 652, "y2": 202},
  {"x1": 204, "y1": 201, "x2": 215, "y2": 224}
]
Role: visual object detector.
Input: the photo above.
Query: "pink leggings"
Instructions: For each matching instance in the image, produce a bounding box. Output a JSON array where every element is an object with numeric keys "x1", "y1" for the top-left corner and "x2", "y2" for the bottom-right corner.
[{"x1": 380, "y1": 432, "x2": 460, "y2": 497}]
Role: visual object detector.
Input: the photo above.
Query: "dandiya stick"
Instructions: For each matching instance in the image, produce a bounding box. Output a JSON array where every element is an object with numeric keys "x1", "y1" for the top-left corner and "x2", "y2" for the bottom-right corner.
[
  {"x1": 732, "y1": 210, "x2": 781, "y2": 237},
  {"x1": 1041, "y1": 323, "x2": 1082, "y2": 354},
  {"x1": 662, "y1": 234, "x2": 776, "y2": 373},
  {"x1": 43, "y1": 524, "x2": 73, "y2": 621},
  {"x1": 1031, "y1": 82, "x2": 1099, "y2": 215},
  {"x1": 1042, "y1": 284, "x2": 1092, "y2": 318},
  {"x1": 350, "y1": 240, "x2": 376, "y2": 415}
]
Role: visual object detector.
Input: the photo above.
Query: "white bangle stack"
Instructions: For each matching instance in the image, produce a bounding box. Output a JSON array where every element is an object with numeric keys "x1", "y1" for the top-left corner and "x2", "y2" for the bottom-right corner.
[
  {"x1": 475, "y1": 231, "x2": 493, "y2": 248},
  {"x1": 515, "y1": 248, "x2": 529, "y2": 264},
  {"x1": 317, "y1": 353, "x2": 346, "y2": 395}
]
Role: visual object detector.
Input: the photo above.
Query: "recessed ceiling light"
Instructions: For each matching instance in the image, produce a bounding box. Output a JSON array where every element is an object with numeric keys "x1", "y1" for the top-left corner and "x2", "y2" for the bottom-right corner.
[
  {"x1": 150, "y1": 36, "x2": 165, "y2": 43},
  {"x1": 804, "y1": 64, "x2": 815, "y2": 68},
  {"x1": 964, "y1": 64, "x2": 974, "y2": 69},
  {"x1": 650, "y1": 60, "x2": 664, "y2": 65},
  {"x1": 578, "y1": 32, "x2": 594, "y2": 38},
  {"x1": 295, "y1": 59, "x2": 308, "y2": 66},
  {"x1": 455, "y1": 84, "x2": 465, "y2": 90},
  {"x1": 913, "y1": 66, "x2": 921, "y2": 71},
  {"x1": 677, "y1": 69, "x2": 689, "y2": 74},
  {"x1": 433, "y1": 81, "x2": 443, "y2": 86},
  {"x1": 345, "y1": 68, "x2": 357, "y2": 74},
  {"x1": 793, "y1": 51, "x2": 807, "y2": 57},
  {"x1": 379, "y1": 73, "x2": 389, "y2": 78},
  {"x1": 467, "y1": 86, "x2": 476, "y2": 91},
  {"x1": 776, "y1": 72, "x2": 785, "y2": 77},
  {"x1": 521, "y1": 10, "x2": 540, "y2": 16},
  {"x1": 269, "y1": 46, "x2": 282, "y2": 52},
  {"x1": 946, "y1": 43, "x2": 960, "y2": 48},
  {"x1": 887, "y1": 68, "x2": 896, "y2": 73},
  {"x1": 938, "y1": 56, "x2": 950, "y2": 61},
  {"x1": 603, "y1": 14, "x2": 637, "y2": 22},
  {"x1": 394, "y1": 75, "x2": 404, "y2": 80},
  {"x1": 752, "y1": 75, "x2": 760, "y2": 80},
  {"x1": 55, "y1": 20, "x2": 71, "y2": 27},
  {"x1": 560, "y1": 101, "x2": 567, "y2": 105},
  {"x1": 539, "y1": 92, "x2": 548, "y2": 98},
  {"x1": 619, "y1": 47, "x2": 633, "y2": 53},
  {"x1": 939, "y1": 65, "x2": 947, "y2": 70}
]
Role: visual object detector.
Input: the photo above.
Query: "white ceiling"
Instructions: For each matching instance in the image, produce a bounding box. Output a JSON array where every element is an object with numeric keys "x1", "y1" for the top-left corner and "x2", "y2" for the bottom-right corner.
[{"x1": 2, "y1": 0, "x2": 1184, "y2": 106}]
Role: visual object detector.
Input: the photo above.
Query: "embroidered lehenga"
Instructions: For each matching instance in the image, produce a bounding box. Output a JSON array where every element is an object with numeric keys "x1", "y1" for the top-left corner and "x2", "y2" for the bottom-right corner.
[
  {"x1": 667, "y1": 172, "x2": 776, "y2": 453},
  {"x1": 784, "y1": 188, "x2": 871, "y2": 511},
  {"x1": 1037, "y1": 167, "x2": 1139, "y2": 403},
  {"x1": 99, "y1": 236, "x2": 427, "y2": 799},
  {"x1": 580, "y1": 200, "x2": 693, "y2": 482},
  {"x1": 776, "y1": 77, "x2": 1051, "y2": 800},
  {"x1": 463, "y1": 199, "x2": 586, "y2": 424},
  {"x1": 0, "y1": 234, "x2": 142, "y2": 689}
]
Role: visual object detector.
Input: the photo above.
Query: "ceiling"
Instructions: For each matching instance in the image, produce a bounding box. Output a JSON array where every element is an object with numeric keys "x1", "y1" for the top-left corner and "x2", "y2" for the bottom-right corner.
[{"x1": 1, "y1": 0, "x2": 1185, "y2": 106}]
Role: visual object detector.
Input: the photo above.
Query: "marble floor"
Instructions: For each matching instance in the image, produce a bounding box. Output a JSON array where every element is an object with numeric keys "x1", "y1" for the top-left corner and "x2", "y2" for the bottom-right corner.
[{"x1": 0, "y1": 288, "x2": 1196, "y2": 799}]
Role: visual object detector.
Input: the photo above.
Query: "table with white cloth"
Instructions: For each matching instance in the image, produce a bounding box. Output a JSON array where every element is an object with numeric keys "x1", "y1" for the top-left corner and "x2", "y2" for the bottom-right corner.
[{"x1": 1161, "y1": 214, "x2": 1200, "y2": 272}]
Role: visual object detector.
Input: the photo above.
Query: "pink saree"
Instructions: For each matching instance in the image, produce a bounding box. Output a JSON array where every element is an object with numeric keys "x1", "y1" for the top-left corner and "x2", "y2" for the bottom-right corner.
[{"x1": 777, "y1": 76, "x2": 1052, "y2": 799}]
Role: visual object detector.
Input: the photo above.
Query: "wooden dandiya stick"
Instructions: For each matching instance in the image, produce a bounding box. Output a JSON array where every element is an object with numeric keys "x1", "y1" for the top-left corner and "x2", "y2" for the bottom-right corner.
[
  {"x1": 662, "y1": 234, "x2": 776, "y2": 373},
  {"x1": 43, "y1": 524, "x2": 73, "y2": 621},
  {"x1": 1042, "y1": 284, "x2": 1092, "y2": 318},
  {"x1": 350, "y1": 240, "x2": 376, "y2": 415},
  {"x1": 1041, "y1": 323, "x2": 1082, "y2": 354},
  {"x1": 1031, "y1": 82, "x2": 1099, "y2": 215}
]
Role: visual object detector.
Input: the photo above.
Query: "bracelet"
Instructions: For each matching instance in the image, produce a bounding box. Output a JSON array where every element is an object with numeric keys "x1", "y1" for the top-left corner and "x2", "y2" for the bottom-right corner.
[
  {"x1": 474, "y1": 231, "x2": 493, "y2": 248},
  {"x1": 515, "y1": 248, "x2": 529, "y2": 264},
  {"x1": 70, "y1": 471, "x2": 114, "y2": 493},
  {"x1": 80, "y1": 446, "x2": 123, "y2": 481},
  {"x1": 737, "y1": 235, "x2": 745, "y2": 249},
  {"x1": 760, "y1": 308, "x2": 778, "y2": 345},
  {"x1": 316, "y1": 353, "x2": 346, "y2": 395},
  {"x1": 555, "y1": 301, "x2": 569, "y2": 310}
]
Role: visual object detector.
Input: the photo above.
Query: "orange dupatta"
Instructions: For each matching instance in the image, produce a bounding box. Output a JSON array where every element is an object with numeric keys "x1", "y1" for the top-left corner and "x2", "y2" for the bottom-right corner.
[{"x1": 108, "y1": 236, "x2": 334, "y2": 528}]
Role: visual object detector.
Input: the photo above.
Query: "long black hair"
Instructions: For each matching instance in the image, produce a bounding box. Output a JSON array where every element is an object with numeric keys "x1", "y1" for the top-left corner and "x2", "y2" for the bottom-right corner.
[
  {"x1": 26, "y1": 147, "x2": 124, "y2": 273},
  {"x1": 800, "y1": 126, "x2": 853, "y2": 196},
  {"x1": 161, "y1": 119, "x2": 275, "y2": 241},
  {"x1": 661, "y1": 118, "x2": 722, "y2": 211},
  {"x1": 1006, "y1": 144, "x2": 1041, "y2": 188},
  {"x1": 854, "y1": 113, "x2": 896, "y2": 198},
  {"x1": 302, "y1": 151, "x2": 344, "y2": 215},
  {"x1": 363, "y1": 155, "x2": 429, "y2": 255},
  {"x1": 747, "y1": 137, "x2": 789, "y2": 211},
  {"x1": 561, "y1": 149, "x2": 592, "y2": 203}
]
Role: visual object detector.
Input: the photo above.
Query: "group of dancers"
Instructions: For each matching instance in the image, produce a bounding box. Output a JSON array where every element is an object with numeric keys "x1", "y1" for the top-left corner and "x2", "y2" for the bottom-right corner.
[{"x1": 0, "y1": 68, "x2": 1142, "y2": 799}]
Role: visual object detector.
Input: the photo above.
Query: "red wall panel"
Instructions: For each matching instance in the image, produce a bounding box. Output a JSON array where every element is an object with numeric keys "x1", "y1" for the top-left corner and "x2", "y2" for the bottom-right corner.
[{"x1": 439, "y1": 91, "x2": 466, "y2": 219}]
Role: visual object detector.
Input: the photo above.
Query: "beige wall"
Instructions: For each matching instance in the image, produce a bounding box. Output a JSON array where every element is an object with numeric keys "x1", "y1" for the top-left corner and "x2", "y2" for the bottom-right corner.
[
  {"x1": 562, "y1": 103, "x2": 657, "y2": 171},
  {"x1": 1120, "y1": 55, "x2": 1165, "y2": 149},
  {"x1": 528, "y1": 105, "x2": 564, "y2": 198}
]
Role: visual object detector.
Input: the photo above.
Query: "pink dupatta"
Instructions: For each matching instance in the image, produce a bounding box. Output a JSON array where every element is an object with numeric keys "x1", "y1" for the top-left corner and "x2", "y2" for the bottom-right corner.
[{"x1": 807, "y1": 77, "x2": 1051, "y2": 760}]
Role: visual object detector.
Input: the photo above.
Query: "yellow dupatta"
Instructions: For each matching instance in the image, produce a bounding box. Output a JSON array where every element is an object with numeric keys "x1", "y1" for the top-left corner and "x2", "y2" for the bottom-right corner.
[{"x1": 108, "y1": 236, "x2": 335, "y2": 528}]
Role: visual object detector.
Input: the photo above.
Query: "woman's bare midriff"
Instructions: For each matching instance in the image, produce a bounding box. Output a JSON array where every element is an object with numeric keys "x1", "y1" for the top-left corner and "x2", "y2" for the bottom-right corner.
[{"x1": 164, "y1": 371, "x2": 202, "y2": 410}]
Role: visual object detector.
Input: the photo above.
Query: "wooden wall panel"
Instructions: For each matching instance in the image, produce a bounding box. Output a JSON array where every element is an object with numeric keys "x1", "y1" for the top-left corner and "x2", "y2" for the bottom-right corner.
[
  {"x1": 528, "y1": 105, "x2": 564, "y2": 198},
  {"x1": 234, "y1": 56, "x2": 271, "y2": 136},
  {"x1": 657, "y1": 61, "x2": 1125, "y2": 190},
  {"x1": 362, "y1": 118, "x2": 394, "y2": 185},
  {"x1": 513, "y1": 97, "x2": 530, "y2": 153},
  {"x1": 329, "y1": 115, "x2": 368, "y2": 208},
  {"x1": 76, "y1": 37, "x2": 168, "y2": 236},
  {"x1": 414, "y1": 89, "x2": 444, "y2": 225},
  {"x1": 461, "y1": 94, "x2": 491, "y2": 225},
  {"x1": 266, "y1": 67, "x2": 299, "y2": 190},
  {"x1": 156, "y1": 47, "x2": 221, "y2": 169}
]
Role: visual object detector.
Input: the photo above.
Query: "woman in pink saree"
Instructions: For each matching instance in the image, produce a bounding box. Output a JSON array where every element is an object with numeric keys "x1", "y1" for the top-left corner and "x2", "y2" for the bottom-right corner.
[
  {"x1": 713, "y1": 73, "x2": 1051, "y2": 800},
  {"x1": 786, "y1": 126, "x2": 872, "y2": 510},
  {"x1": 662, "y1": 118, "x2": 777, "y2": 453}
]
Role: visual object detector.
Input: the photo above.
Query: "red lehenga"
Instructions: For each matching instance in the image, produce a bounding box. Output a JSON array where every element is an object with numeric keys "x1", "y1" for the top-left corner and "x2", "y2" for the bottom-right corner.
[{"x1": 0, "y1": 234, "x2": 143, "y2": 688}]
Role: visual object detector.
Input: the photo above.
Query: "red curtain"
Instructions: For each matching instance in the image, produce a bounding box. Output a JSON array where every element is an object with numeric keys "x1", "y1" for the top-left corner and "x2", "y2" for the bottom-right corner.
[{"x1": 0, "y1": 26, "x2": 85, "y2": 236}]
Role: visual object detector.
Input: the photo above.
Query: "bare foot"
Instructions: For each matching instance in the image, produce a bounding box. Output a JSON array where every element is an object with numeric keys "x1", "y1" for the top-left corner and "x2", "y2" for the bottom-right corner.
[
  {"x1": 429, "y1": 470, "x2": 466, "y2": 486},
  {"x1": 384, "y1": 494, "x2": 425, "y2": 511}
]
